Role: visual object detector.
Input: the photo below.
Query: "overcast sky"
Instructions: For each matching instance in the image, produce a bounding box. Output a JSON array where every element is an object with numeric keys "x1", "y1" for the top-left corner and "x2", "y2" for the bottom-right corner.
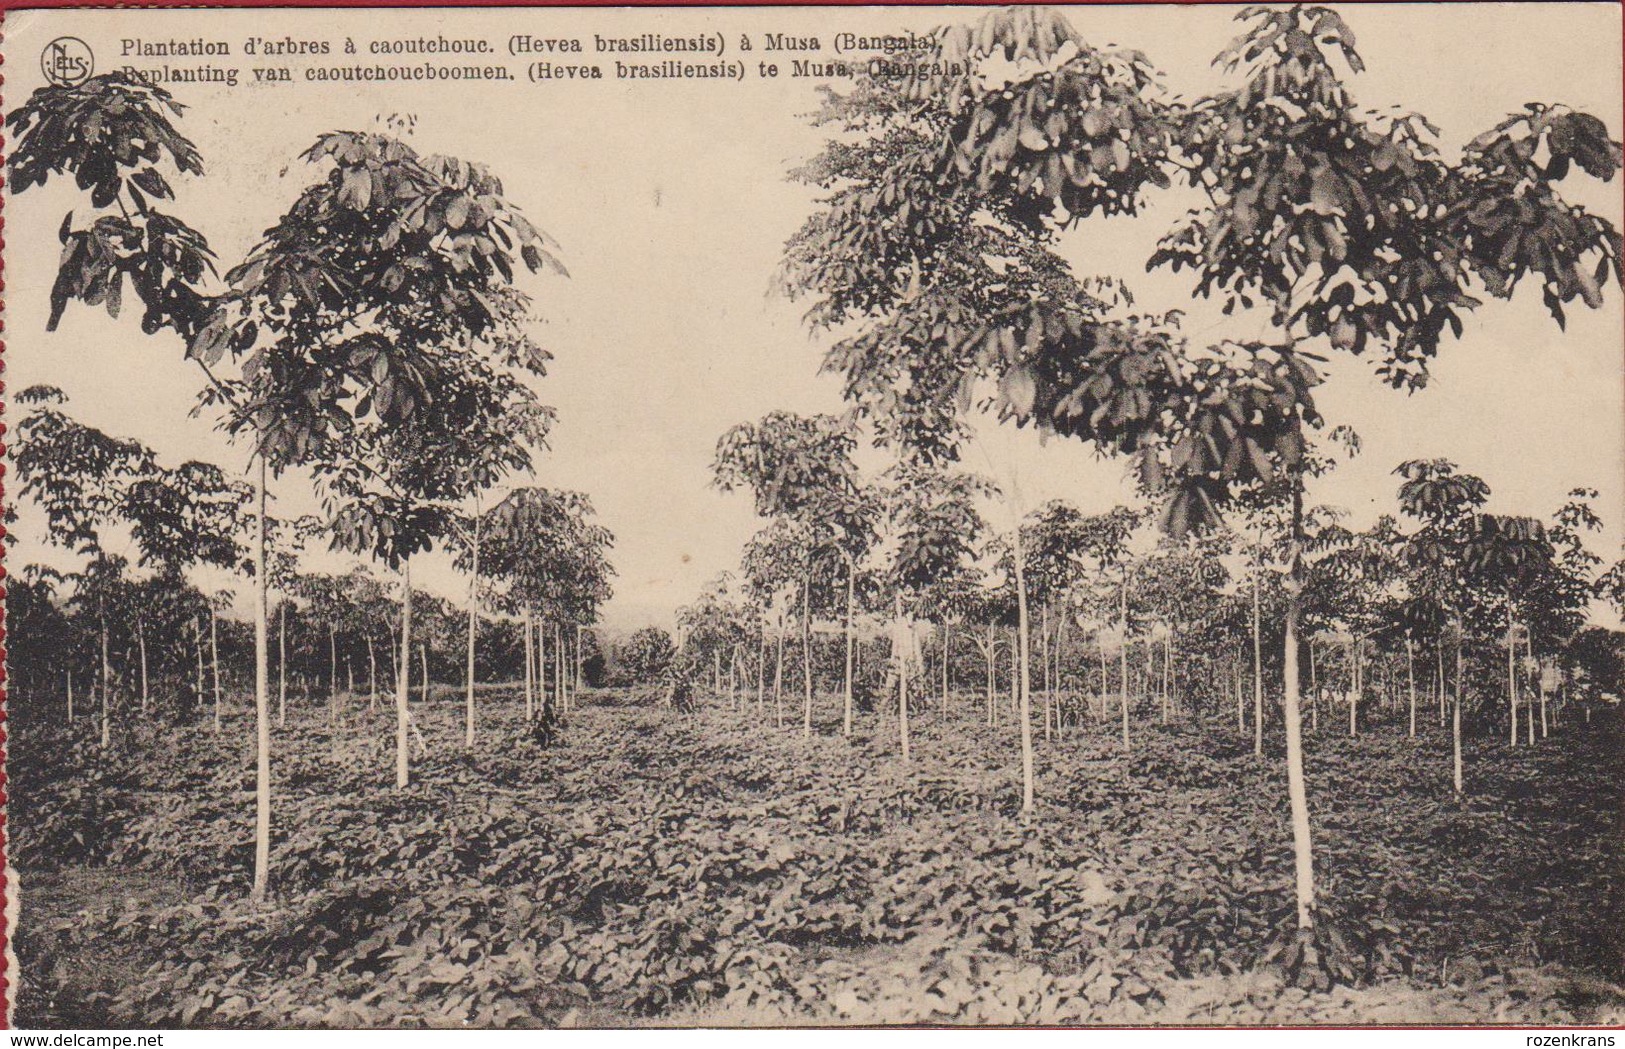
[{"x1": 6, "y1": 3, "x2": 1622, "y2": 630}]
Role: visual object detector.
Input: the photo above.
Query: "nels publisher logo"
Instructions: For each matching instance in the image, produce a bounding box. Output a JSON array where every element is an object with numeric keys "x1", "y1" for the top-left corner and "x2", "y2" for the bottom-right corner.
[{"x1": 41, "y1": 37, "x2": 93, "y2": 86}]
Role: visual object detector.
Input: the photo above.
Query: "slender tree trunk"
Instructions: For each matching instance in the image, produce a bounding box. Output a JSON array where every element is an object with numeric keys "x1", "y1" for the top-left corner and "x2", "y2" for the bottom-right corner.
[
  {"x1": 100, "y1": 617, "x2": 112, "y2": 748},
  {"x1": 278, "y1": 602, "x2": 288, "y2": 728},
  {"x1": 1236, "y1": 654, "x2": 1245, "y2": 735},
  {"x1": 1348, "y1": 637, "x2": 1359, "y2": 737},
  {"x1": 1119, "y1": 575, "x2": 1130, "y2": 753},
  {"x1": 420, "y1": 641, "x2": 430, "y2": 705},
  {"x1": 329, "y1": 622, "x2": 338, "y2": 699},
  {"x1": 802, "y1": 577, "x2": 813, "y2": 741},
  {"x1": 565, "y1": 625, "x2": 575, "y2": 714},
  {"x1": 1536, "y1": 645, "x2": 1549, "y2": 740},
  {"x1": 1453, "y1": 626, "x2": 1464, "y2": 795},
  {"x1": 466, "y1": 507, "x2": 480, "y2": 747},
  {"x1": 523, "y1": 608, "x2": 535, "y2": 722},
  {"x1": 1525, "y1": 631, "x2": 1535, "y2": 745},
  {"x1": 1252, "y1": 555, "x2": 1263, "y2": 757},
  {"x1": 210, "y1": 608, "x2": 222, "y2": 732},
  {"x1": 757, "y1": 623, "x2": 767, "y2": 717},
  {"x1": 1281, "y1": 485, "x2": 1315, "y2": 930},
  {"x1": 843, "y1": 557, "x2": 855, "y2": 736},
  {"x1": 555, "y1": 622, "x2": 565, "y2": 718},
  {"x1": 252, "y1": 456, "x2": 271, "y2": 901},
  {"x1": 1437, "y1": 644, "x2": 1446, "y2": 728},
  {"x1": 1506, "y1": 597, "x2": 1518, "y2": 747},
  {"x1": 1098, "y1": 632, "x2": 1109, "y2": 725},
  {"x1": 941, "y1": 620, "x2": 950, "y2": 718},
  {"x1": 395, "y1": 560, "x2": 414, "y2": 789},
  {"x1": 1041, "y1": 604, "x2": 1052, "y2": 742},
  {"x1": 774, "y1": 622, "x2": 785, "y2": 730},
  {"x1": 1163, "y1": 630, "x2": 1174, "y2": 722},
  {"x1": 1148, "y1": 636, "x2": 1161, "y2": 726},
  {"x1": 1407, "y1": 634, "x2": 1417, "y2": 739},
  {"x1": 1013, "y1": 534, "x2": 1035, "y2": 813},
  {"x1": 895, "y1": 590, "x2": 910, "y2": 763},
  {"x1": 1308, "y1": 640, "x2": 1318, "y2": 734},
  {"x1": 1055, "y1": 613, "x2": 1066, "y2": 729},
  {"x1": 366, "y1": 633, "x2": 377, "y2": 714},
  {"x1": 1009, "y1": 626, "x2": 1018, "y2": 720},
  {"x1": 137, "y1": 620, "x2": 149, "y2": 714},
  {"x1": 539, "y1": 620, "x2": 550, "y2": 721},
  {"x1": 986, "y1": 626, "x2": 996, "y2": 727},
  {"x1": 195, "y1": 616, "x2": 206, "y2": 715}
]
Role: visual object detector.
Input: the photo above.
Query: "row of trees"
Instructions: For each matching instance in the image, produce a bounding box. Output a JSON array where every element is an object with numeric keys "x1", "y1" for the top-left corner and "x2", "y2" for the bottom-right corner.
[
  {"x1": 8, "y1": 543, "x2": 610, "y2": 733},
  {"x1": 10, "y1": 386, "x2": 616, "y2": 745},
  {"x1": 689, "y1": 410, "x2": 1619, "y2": 752},
  {"x1": 9, "y1": 78, "x2": 613, "y2": 897},
  {"x1": 726, "y1": 3, "x2": 1621, "y2": 936}
]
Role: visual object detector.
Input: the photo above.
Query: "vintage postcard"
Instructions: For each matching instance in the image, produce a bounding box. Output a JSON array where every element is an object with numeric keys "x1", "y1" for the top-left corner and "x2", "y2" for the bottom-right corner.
[{"x1": 2, "y1": 0, "x2": 1621, "y2": 1030}]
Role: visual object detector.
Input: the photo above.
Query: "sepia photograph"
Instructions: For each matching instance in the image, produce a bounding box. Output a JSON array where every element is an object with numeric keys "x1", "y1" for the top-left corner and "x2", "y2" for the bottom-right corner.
[{"x1": 1, "y1": 0, "x2": 1622, "y2": 1030}]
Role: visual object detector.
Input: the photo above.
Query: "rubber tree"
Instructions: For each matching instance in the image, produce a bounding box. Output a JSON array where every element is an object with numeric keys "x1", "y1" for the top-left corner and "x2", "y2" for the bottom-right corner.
[
  {"x1": 466, "y1": 487, "x2": 615, "y2": 733},
  {"x1": 539, "y1": 487, "x2": 613, "y2": 716},
  {"x1": 914, "y1": 560, "x2": 983, "y2": 722},
  {"x1": 677, "y1": 573, "x2": 753, "y2": 706},
  {"x1": 67, "y1": 555, "x2": 137, "y2": 747},
  {"x1": 288, "y1": 573, "x2": 355, "y2": 719},
  {"x1": 880, "y1": 463, "x2": 991, "y2": 768},
  {"x1": 1598, "y1": 558, "x2": 1625, "y2": 627},
  {"x1": 739, "y1": 518, "x2": 819, "y2": 729},
  {"x1": 1313, "y1": 517, "x2": 1405, "y2": 738},
  {"x1": 965, "y1": 585, "x2": 1013, "y2": 729},
  {"x1": 533, "y1": 500, "x2": 615, "y2": 719},
  {"x1": 189, "y1": 127, "x2": 562, "y2": 792},
  {"x1": 7, "y1": 567, "x2": 81, "y2": 706},
  {"x1": 1135, "y1": 535, "x2": 1230, "y2": 727},
  {"x1": 621, "y1": 627, "x2": 677, "y2": 685},
  {"x1": 3, "y1": 73, "x2": 296, "y2": 890},
  {"x1": 786, "y1": 5, "x2": 1620, "y2": 935},
  {"x1": 1466, "y1": 515, "x2": 1559, "y2": 747},
  {"x1": 321, "y1": 372, "x2": 528, "y2": 783},
  {"x1": 338, "y1": 566, "x2": 396, "y2": 714},
  {"x1": 713, "y1": 411, "x2": 876, "y2": 739},
  {"x1": 1078, "y1": 509, "x2": 1140, "y2": 752},
  {"x1": 1525, "y1": 490, "x2": 1607, "y2": 729},
  {"x1": 12, "y1": 386, "x2": 160, "y2": 743},
  {"x1": 1016, "y1": 501, "x2": 1097, "y2": 741},
  {"x1": 442, "y1": 399, "x2": 565, "y2": 745},
  {"x1": 259, "y1": 517, "x2": 309, "y2": 726},
  {"x1": 120, "y1": 458, "x2": 252, "y2": 720},
  {"x1": 13, "y1": 387, "x2": 157, "y2": 551},
  {"x1": 1395, "y1": 460, "x2": 1491, "y2": 789},
  {"x1": 1378, "y1": 522, "x2": 1452, "y2": 742},
  {"x1": 1149, "y1": 7, "x2": 1620, "y2": 932}
]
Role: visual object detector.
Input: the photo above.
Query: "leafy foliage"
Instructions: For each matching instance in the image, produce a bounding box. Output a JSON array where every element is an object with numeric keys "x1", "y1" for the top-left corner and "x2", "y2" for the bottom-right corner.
[
  {"x1": 7, "y1": 72, "x2": 216, "y2": 337},
  {"x1": 619, "y1": 627, "x2": 678, "y2": 685},
  {"x1": 13, "y1": 386, "x2": 157, "y2": 554},
  {"x1": 11, "y1": 693, "x2": 1622, "y2": 1027}
]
